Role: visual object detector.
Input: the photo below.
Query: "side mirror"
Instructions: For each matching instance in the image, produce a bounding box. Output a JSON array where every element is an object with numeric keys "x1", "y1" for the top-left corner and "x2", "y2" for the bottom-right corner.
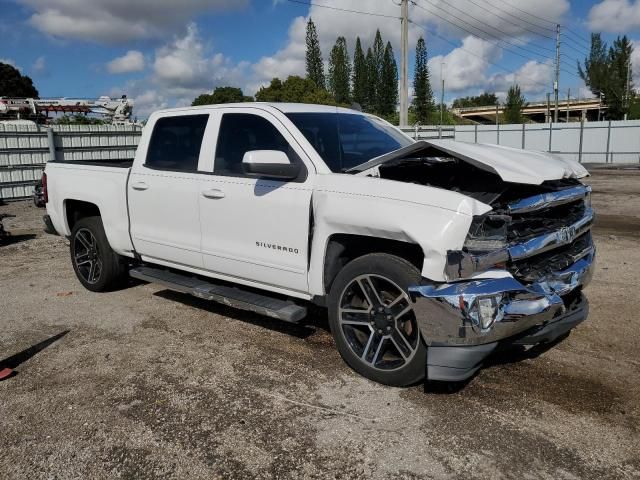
[{"x1": 242, "y1": 150, "x2": 300, "y2": 180}]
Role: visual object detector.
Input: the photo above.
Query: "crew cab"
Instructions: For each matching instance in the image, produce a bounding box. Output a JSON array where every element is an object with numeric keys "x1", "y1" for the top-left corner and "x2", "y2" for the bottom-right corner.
[{"x1": 43, "y1": 103, "x2": 594, "y2": 386}]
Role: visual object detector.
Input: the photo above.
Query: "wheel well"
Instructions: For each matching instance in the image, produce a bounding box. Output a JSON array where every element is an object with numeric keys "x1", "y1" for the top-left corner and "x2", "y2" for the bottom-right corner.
[
  {"x1": 323, "y1": 234, "x2": 424, "y2": 293},
  {"x1": 65, "y1": 199, "x2": 100, "y2": 231}
]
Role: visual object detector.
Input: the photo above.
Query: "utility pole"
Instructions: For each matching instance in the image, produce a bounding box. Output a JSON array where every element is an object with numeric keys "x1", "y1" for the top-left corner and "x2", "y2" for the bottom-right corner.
[
  {"x1": 399, "y1": 0, "x2": 409, "y2": 127},
  {"x1": 624, "y1": 58, "x2": 632, "y2": 120},
  {"x1": 566, "y1": 88, "x2": 571, "y2": 123},
  {"x1": 440, "y1": 62, "x2": 445, "y2": 125},
  {"x1": 554, "y1": 23, "x2": 560, "y2": 123},
  {"x1": 546, "y1": 92, "x2": 551, "y2": 122}
]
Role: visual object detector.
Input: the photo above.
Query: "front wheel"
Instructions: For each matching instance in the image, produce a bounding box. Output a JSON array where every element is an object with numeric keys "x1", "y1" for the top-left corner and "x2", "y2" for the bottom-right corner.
[
  {"x1": 327, "y1": 253, "x2": 426, "y2": 387},
  {"x1": 70, "y1": 216, "x2": 127, "y2": 292}
]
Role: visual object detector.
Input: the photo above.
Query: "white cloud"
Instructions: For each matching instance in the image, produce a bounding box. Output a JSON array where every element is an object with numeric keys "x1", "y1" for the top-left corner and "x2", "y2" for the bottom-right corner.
[
  {"x1": 428, "y1": 36, "x2": 500, "y2": 93},
  {"x1": 17, "y1": 0, "x2": 248, "y2": 43},
  {"x1": 31, "y1": 56, "x2": 46, "y2": 73},
  {"x1": 489, "y1": 60, "x2": 554, "y2": 96},
  {"x1": 107, "y1": 51, "x2": 145, "y2": 74},
  {"x1": 110, "y1": 24, "x2": 250, "y2": 118},
  {"x1": 588, "y1": 0, "x2": 640, "y2": 32}
]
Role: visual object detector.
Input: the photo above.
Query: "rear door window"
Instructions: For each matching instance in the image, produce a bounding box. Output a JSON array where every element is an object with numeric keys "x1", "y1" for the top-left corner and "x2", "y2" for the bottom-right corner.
[{"x1": 146, "y1": 114, "x2": 209, "y2": 172}]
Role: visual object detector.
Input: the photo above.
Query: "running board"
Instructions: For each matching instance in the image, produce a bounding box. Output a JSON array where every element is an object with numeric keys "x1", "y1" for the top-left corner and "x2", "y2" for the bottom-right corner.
[{"x1": 130, "y1": 266, "x2": 307, "y2": 323}]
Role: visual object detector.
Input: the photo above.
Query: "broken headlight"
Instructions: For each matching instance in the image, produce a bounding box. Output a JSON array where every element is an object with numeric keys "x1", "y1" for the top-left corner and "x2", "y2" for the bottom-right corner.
[{"x1": 463, "y1": 214, "x2": 511, "y2": 252}]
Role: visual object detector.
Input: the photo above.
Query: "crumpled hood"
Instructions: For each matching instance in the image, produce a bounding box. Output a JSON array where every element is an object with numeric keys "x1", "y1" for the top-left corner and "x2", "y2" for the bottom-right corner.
[
  {"x1": 353, "y1": 139, "x2": 589, "y2": 185},
  {"x1": 426, "y1": 139, "x2": 589, "y2": 185}
]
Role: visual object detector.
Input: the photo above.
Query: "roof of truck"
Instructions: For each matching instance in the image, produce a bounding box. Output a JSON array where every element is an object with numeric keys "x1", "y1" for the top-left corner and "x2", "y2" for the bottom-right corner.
[{"x1": 154, "y1": 102, "x2": 363, "y2": 115}]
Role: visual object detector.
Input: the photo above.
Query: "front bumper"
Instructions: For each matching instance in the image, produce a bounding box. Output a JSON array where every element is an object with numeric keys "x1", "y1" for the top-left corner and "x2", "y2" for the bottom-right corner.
[{"x1": 408, "y1": 248, "x2": 595, "y2": 382}]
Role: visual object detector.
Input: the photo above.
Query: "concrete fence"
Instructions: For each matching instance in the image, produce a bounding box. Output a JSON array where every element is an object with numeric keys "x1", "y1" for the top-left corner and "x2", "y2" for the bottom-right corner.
[
  {"x1": 401, "y1": 120, "x2": 640, "y2": 164},
  {"x1": 0, "y1": 123, "x2": 142, "y2": 200},
  {"x1": 2, "y1": 120, "x2": 639, "y2": 201}
]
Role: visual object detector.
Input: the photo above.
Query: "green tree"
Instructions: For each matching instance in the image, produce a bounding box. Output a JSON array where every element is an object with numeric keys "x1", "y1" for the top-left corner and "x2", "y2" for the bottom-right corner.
[
  {"x1": 191, "y1": 86, "x2": 252, "y2": 106},
  {"x1": 365, "y1": 47, "x2": 376, "y2": 111},
  {"x1": 503, "y1": 84, "x2": 527, "y2": 124},
  {"x1": 352, "y1": 37, "x2": 368, "y2": 109},
  {"x1": 578, "y1": 33, "x2": 609, "y2": 99},
  {"x1": 0, "y1": 62, "x2": 39, "y2": 98},
  {"x1": 370, "y1": 30, "x2": 385, "y2": 112},
  {"x1": 412, "y1": 37, "x2": 435, "y2": 124},
  {"x1": 255, "y1": 76, "x2": 337, "y2": 105},
  {"x1": 579, "y1": 33, "x2": 635, "y2": 119},
  {"x1": 328, "y1": 36, "x2": 351, "y2": 104},
  {"x1": 452, "y1": 92, "x2": 498, "y2": 108},
  {"x1": 378, "y1": 42, "x2": 398, "y2": 117},
  {"x1": 305, "y1": 18, "x2": 325, "y2": 88},
  {"x1": 53, "y1": 114, "x2": 108, "y2": 125}
]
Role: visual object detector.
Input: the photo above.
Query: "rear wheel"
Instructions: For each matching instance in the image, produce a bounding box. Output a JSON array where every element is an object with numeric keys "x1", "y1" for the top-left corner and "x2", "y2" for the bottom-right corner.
[
  {"x1": 70, "y1": 216, "x2": 127, "y2": 292},
  {"x1": 328, "y1": 253, "x2": 426, "y2": 387}
]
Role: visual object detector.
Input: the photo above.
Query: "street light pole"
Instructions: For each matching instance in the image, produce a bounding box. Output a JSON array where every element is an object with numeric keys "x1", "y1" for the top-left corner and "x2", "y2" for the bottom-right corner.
[
  {"x1": 399, "y1": 0, "x2": 409, "y2": 127},
  {"x1": 554, "y1": 24, "x2": 560, "y2": 123},
  {"x1": 440, "y1": 62, "x2": 445, "y2": 126}
]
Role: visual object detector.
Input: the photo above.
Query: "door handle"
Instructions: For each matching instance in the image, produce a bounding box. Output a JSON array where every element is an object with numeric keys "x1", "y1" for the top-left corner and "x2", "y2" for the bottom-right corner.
[
  {"x1": 131, "y1": 182, "x2": 149, "y2": 191},
  {"x1": 202, "y1": 189, "x2": 225, "y2": 199}
]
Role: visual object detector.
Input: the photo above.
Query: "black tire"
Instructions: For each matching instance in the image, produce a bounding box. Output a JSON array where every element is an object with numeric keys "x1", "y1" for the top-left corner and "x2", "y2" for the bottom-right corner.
[
  {"x1": 70, "y1": 216, "x2": 127, "y2": 292},
  {"x1": 327, "y1": 253, "x2": 427, "y2": 387}
]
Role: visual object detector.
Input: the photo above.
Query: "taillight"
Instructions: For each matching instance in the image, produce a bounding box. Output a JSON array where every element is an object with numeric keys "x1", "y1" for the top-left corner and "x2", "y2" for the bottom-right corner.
[{"x1": 42, "y1": 172, "x2": 48, "y2": 203}]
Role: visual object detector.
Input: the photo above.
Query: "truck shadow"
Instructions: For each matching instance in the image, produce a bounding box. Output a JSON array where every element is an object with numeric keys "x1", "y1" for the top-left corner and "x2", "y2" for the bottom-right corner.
[
  {"x1": 0, "y1": 330, "x2": 69, "y2": 381},
  {"x1": 153, "y1": 289, "x2": 326, "y2": 339}
]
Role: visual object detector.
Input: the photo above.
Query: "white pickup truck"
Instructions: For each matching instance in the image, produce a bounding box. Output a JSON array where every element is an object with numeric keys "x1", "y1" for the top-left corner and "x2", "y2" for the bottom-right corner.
[{"x1": 43, "y1": 103, "x2": 595, "y2": 386}]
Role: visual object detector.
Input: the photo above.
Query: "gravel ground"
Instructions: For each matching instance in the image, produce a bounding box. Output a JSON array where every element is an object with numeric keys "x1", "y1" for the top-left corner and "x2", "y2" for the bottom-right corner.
[{"x1": 0, "y1": 169, "x2": 639, "y2": 479}]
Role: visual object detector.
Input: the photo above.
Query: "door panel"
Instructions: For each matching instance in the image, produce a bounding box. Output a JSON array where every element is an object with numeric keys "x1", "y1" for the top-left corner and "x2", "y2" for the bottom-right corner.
[
  {"x1": 129, "y1": 170, "x2": 203, "y2": 267},
  {"x1": 200, "y1": 176, "x2": 312, "y2": 291},
  {"x1": 128, "y1": 113, "x2": 212, "y2": 268},
  {"x1": 199, "y1": 109, "x2": 314, "y2": 293}
]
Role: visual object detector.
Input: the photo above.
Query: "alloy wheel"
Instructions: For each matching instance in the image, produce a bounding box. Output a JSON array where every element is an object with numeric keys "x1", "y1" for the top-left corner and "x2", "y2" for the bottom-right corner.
[
  {"x1": 338, "y1": 274, "x2": 420, "y2": 371},
  {"x1": 73, "y1": 228, "x2": 103, "y2": 284}
]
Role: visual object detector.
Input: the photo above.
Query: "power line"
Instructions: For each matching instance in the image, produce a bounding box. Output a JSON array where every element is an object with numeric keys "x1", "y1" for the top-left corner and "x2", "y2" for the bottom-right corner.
[
  {"x1": 563, "y1": 27, "x2": 592, "y2": 48},
  {"x1": 500, "y1": 0, "x2": 557, "y2": 26},
  {"x1": 409, "y1": 19, "x2": 553, "y2": 91},
  {"x1": 499, "y1": 0, "x2": 592, "y2": 48},
  {"x1": 464, "y1": 0, "x2": 556, "y2": 40},
  {"x1": 283, "y1": 0, "x2": 400, "y2": 19},
  {"x1": 414, "y1": 0, "x2": 582, "y2": 77},
  {"x1": 413, "y1": 0, "x2": 559, "y2": 63}
]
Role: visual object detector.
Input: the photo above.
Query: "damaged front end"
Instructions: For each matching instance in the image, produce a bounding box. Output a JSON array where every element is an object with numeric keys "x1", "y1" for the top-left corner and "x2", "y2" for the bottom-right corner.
[
  {"x1": 353, "y1": 139, "x2": 596, "y2": 381},
  {"x1": 411, "y1": 182, "x2": 595, "y2": 381}
]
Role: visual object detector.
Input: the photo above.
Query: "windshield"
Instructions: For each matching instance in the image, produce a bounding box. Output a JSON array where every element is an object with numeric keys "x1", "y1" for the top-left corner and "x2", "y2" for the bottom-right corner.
[{"x1": 285, "y1": 112, "x2": 413, "y2": 172}]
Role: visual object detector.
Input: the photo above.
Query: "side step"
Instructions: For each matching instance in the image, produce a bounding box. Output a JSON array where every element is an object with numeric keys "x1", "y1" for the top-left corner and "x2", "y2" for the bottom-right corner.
[{"x1": 130, "y1": 266, "x2": 307, "y2": 323}]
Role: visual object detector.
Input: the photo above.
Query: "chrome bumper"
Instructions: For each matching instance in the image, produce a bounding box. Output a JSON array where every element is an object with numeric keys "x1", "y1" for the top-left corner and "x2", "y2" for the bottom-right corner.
[{"x1": 409, "y1": 249, "x2": 595, "y2": 347}]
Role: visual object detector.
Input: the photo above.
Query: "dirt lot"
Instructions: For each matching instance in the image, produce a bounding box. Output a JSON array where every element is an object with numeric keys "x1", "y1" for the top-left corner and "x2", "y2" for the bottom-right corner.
[{"x1": 0, "y1": 169, "x2": 639, "y2": 479}]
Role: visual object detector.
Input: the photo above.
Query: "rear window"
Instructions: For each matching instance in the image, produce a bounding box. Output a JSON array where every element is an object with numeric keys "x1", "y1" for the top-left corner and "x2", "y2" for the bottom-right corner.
[{"x1": 146, "y1": 115, "x2": 209, "y2": 172}]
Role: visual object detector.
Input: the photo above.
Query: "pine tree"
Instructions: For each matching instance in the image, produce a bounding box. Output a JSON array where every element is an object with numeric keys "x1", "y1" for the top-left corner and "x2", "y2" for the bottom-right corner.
[
  {"x1": 378, "y1": 41, "x2": 398, "y2": 116},
  {"x1": 352, "y1": 37, "x2": 368, "y2": 109},
  {"x1": 412, "y1": 37, "x2": 436, "y2": 124},
  {"x1": 328, "y1": 36, "x2": 351, "y2": 104},
  {"x1": 503, "y1": 84, "x2": 527, "y2": 124},
  {"x1": 305, "y1": 18, "x2": 325, "y2": 88},
  {"x1": 371, "y1": 30, "x2": 385, "y2": 112},
  {"x1": 365, "y1": 47, "x2": 376, "y2": 111}
]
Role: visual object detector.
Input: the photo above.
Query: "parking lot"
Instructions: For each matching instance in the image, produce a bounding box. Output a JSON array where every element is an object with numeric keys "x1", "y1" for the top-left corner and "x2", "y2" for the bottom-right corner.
[{"x1": 0, "y1": 168, "x2": 639, "y2": 479}]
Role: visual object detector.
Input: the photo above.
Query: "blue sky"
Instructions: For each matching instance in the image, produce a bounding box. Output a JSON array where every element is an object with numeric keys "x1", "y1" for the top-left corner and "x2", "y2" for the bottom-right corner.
[{"x1": 1, "y1": 0, "x2": 639, "y2": 117}]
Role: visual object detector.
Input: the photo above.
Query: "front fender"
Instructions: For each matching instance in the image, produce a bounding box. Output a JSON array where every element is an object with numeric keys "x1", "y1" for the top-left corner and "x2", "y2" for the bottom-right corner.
[{"x1": 307, "y1": 176, "x2": 490, "y2": 296}]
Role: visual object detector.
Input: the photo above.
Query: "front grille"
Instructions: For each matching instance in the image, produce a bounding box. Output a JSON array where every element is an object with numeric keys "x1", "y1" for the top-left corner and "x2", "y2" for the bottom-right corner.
[
  {"x1": 510, "y1": 231, "x2": 592, "y2": 283},
  {"x1": 507, "y1": 199, "x2": 586, "y2": 243}
]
